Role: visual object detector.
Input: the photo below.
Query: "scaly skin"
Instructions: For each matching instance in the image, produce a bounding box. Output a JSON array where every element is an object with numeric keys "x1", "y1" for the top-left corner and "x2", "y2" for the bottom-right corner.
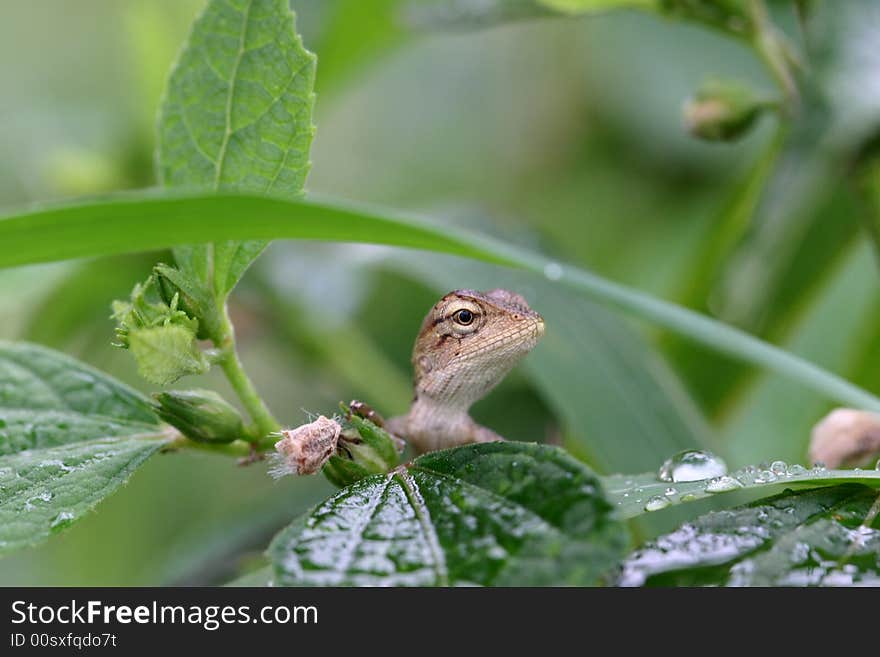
[{"x1": 385, "y1": 289, "x2": 545, "y2": 454}]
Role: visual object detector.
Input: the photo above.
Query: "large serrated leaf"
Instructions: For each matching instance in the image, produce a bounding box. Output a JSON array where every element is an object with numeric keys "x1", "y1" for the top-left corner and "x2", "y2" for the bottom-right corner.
[
  {"x1": 0, "y1": 437, "x2": 168, "y2": 554},
  {"x1": 0, "y1": 341, "x2": 162, "y2": 455},
  {"x1": 158, "y1": 0, "x2": 316, "y2": 297},
  {"x1": 0, "y1": 342, "x2": 170, "y2": 553},
  {"x1": 269, "y1": 442, "x2": 628, "y2": 586},
  {"x1": 618, "y1": 485, "x2": 880, "y2": 586}
]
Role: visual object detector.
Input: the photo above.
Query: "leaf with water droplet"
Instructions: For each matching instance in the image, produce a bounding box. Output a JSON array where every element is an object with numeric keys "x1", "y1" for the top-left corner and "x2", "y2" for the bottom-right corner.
[
  {"x1": 617, "y1": 485, "x2": 880, "y2": 586},
  {"x1": 0, "y1": 342, "x2": 171, "y2": 553},
  {"x1": 657, "y1": 449, "x2": 727, "y2": 483},
  {"x1": 270, "y1": 442, "x2": 629, "y2": 586},
  {"x1": 0, "y1": 341, "x2": 162, "y2": 455},
  {"x1": 604, "y1": 462, "x2": 880, "y2": 519},
  {"x1": 0, "y1": 437, "x2": 168, "y2": 553}
]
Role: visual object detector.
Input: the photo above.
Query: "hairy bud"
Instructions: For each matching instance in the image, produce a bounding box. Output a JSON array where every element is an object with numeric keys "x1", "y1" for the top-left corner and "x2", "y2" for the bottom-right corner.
[
  {"x1": 270, "y1": 416, "x2": 342, "y2": 478},
  {"x1": 809, "y1": 408, "x2": 880, "y2": 468}
]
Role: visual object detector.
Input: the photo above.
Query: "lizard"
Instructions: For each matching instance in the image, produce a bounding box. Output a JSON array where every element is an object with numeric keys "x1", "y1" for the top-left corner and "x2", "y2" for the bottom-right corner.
[
  {"x1": 383, "y1": 288, "x2": 545, "y2": 454},
  {"x1": 272, "y1": 288, "x2": 545, "y2": 476}
]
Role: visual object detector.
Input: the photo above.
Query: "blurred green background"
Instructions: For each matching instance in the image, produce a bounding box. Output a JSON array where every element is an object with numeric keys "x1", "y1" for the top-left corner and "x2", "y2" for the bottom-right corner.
[{"x1": 1, "y1": 0, "x2": 878, "y2": 584}]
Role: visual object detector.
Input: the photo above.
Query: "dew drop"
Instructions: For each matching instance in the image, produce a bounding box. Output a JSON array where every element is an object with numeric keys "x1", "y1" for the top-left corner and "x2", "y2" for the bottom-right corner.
[
  {"x1": 755, "y1": 470, "x2": 777, "y2": 484},
  {"x1": 705, "y1": 475, "x2": 744, "y2": 493},
  {"x1": 664, "y1": 487, "x2": 677, "y2": 497},
  {"x1": 543, "y1": 262, "x2": 564, "y2": 281},
  {"x1": 644, "y1": 495, "x2": 671, "y2": 512},
  {"x1": 786, "y1": 464, "x2": 807, "y2": 476},
  {"x1": 50, "y1": 511, "x2": 75, "y2": 529},
  {"x1": 770, "y1": 460, "x2": 788, "y2": 475},
  {"x1": 875, "y1": 458, "x2": 880, "y2": 471},
  {"x1": 657, "y1": 449, "x2": 727, "y2": 483}
]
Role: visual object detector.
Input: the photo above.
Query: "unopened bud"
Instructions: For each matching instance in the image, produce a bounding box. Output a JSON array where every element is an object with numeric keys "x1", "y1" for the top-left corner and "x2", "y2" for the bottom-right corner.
[
  {"x1": 809, "y1": 408, "x2": 880, "y2": 468},
  {"x1": 322, "y1": 403, "x2": 403, "y2": 488},
  {"x1": 683, "y1": 79, "x2": 768, "y2": 142},
  {"x1": 270, "y1": 415, "x2": 342, "y2": 477},
  {"x1": 153, "y1": 389, "x2": 245, "y2": 443},
  {"x1": 154, "y1": 263, "x2": 219, "y2": 341}
]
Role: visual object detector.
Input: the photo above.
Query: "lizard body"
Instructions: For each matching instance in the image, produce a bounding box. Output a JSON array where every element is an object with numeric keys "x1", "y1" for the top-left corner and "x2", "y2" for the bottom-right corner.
[{"x1": 386, "y1": 288, "x2": 544, "y2": 454}]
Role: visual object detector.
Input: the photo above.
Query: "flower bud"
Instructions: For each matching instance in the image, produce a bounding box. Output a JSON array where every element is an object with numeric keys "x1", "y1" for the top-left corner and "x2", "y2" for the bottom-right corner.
[
  {"x1": 153, "y1": 263, "x2": 219, "y2": 341},
  {"x1": 270, "y1": 415, "x2": 342, "y2": 477},
  {"x1": 323, "y1": 404, "x2": 403, "y2": 488},
  {"x1": 153, "y1": 389, "x2": 245, "y2": 443},
  {"x1": 809, "y1": 408, "x2": 880, "y2": 468},
  {"x1": 683, "y1": 79, "x2": 767, "y2": 142}
]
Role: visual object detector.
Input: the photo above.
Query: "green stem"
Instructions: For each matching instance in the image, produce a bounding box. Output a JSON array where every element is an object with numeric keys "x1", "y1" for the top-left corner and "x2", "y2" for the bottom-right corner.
[
  {"x1": 215, "y1": 309, "x2": 281, "y2": 441},
  {"x1": 748, "y1": 0, "x2": 799, "y2": 114}
]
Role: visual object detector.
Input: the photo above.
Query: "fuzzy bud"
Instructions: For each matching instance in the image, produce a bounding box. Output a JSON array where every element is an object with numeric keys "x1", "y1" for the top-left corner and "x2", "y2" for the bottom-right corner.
[
  {"x1": 809, "y1": 408, "x2": 880, "y2": 469},
  {"x1": 270, "y1": 416, "x2": 342, "y2": 477}
]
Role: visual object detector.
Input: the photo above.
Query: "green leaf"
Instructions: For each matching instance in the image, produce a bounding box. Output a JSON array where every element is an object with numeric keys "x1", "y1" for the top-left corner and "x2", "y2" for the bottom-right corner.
[
  {"x1": 158, "y1": 0, "x2": 316, "y2": 298},
  {"x1": 0, "y1": 191, "x2": 878, "y2": 414},
  {"x1": 405, "y1": 0, "x2": 655, "y2": 29},
  {"x1": 128, "y1": 325, "x2": 210, "y2": 386},
  {"x1": 617, "y1": 485, "x2": 880, "y2": 586},
  {"x1": 270, "y1": 442, "x2": 628, "y2": 586},
  {"x1": 0, "y1": 341, "x2": 161, "y2": 455},
  {"x1": 604, "y1": 464, "x2": 880, "y2": 519},
  {"x1": 0, "y1": 341, "x2": 171, "y2": 553},
  {"x1": 0, "y1": 436, "x2": 167, "y2": 554}
]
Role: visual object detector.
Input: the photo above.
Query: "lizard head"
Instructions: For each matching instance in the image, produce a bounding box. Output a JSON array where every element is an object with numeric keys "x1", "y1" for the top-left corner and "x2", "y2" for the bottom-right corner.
[{"x1": 411, "y1": 289, "x2": 545, "y2": 409}]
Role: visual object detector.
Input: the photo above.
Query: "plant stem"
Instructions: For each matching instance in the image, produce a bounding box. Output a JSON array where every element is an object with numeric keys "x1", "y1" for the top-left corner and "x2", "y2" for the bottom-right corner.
[
  {"x1": 748, "y1": 0, "x2": 799, "y2": 114},
  {"x1": 216, "y1": 308, "x2": 281, "y2": 441}
]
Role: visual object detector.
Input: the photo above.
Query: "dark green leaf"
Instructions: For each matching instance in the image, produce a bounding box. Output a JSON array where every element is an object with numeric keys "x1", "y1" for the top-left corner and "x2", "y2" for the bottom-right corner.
[
  {"x1": 618, "y1": 485, "x2": 880, "y2": 586},
  {"x1": 270, "y1": 442, "x2": 628, "y2": 586},
  {"x1": 0, "y1": 342, "x2": 170, "y2": 553},
  {"x1": 0, "y1": 341, "x2": 161, "y2": 455},
  {"x1": 0, "y1": 436, "x2": 168, "y2": 554},
  {"x1": 158, "y1": 0, "x2": 316, "y2": 297}
]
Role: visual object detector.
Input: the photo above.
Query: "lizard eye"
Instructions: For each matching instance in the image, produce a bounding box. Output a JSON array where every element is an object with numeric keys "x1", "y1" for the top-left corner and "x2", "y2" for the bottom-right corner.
[{"x1": 452, "y1": 309, "x2": 475, "y2": 326}]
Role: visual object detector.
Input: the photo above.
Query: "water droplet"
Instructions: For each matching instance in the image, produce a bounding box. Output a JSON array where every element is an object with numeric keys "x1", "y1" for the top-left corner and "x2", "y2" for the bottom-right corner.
[
  {"x1": 754, "y1": 470, "x2": 777, "y2": 484},
  {"x1": 543, "y1": 262, "x2": 563, "y2": 281},
  {"x1": 664, "y1": 487, "x2": 677, "y2": 497},
  {"x1": 812, "y1": 462, "x2": 827, "y2": 472},
  {"x1": 680, "y1": 493, "x2": 698, "y2": 502},
  {"x1": 50, "y1": 511, "x2": 75, "y2": 529},
  {"x1": 644, "y1": 495, "x2": 671, "y2": 512},
  {"x1": 705, "y1": 475, "x2": 744, "y2": 493},
  {"x1": 657, "y1": 449, "x2": 727, "y2": 483},
  {"x1": 770, "y1": 460, "x2": 787, "y2": 475},
  {"x1": 786, "y1": 464, "x2": 807, "y2": 476},
  {"x1": 875, "y1": 458, "x2": 880, "y2": 471}
]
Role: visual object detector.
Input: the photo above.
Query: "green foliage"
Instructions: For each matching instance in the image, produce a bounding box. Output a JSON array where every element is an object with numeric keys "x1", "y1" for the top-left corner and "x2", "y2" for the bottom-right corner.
[
  {"x1": 270, "y1": 442, "x2": 628, "y2": 586},
  {"x1": 0, "y1": 437, "x2": 168, "y2": 554},
  {"x1": 2, "y1": 192, "x2": 878, "y2": 416},
  {"x1": 0, "y1": 342, "x2": 170, "y2": 551},
  {"x1": 618, "y1": 485, "x2": 880, "y2": 586},
  {"x1": 604, "y1": 464, "x2": 880, "y2": 519},
  {"x1": 1, "y1": 0, "x2": 879, "y2": 588},
  {"x1": 158, "y1": 0, "x2": 316, "y2": 300}
]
